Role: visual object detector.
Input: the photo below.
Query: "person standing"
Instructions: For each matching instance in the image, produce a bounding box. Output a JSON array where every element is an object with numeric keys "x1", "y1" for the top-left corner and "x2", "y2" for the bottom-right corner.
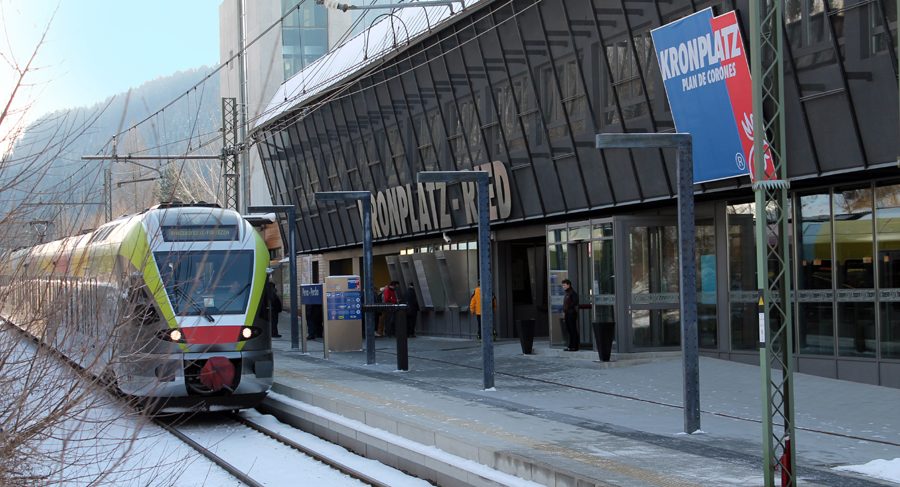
[
  {"x1": 375, "y1": 286, "x2": 385, "y2": 337},
  {"x1": 265, "y1": 277, "x2": 283, "y2": 338},
  {"x1": 383, "y1": 281, "x2": 399, "y2": 336},
  {"x1": 404, "y1": 282, "x2": 419, "y2": 337},
  {"x1": 469, "y1": 281, "x2": 496, "y2": 340},
  {"x1": 562, "y1": 279, "x2": 579, "y2": 351}
]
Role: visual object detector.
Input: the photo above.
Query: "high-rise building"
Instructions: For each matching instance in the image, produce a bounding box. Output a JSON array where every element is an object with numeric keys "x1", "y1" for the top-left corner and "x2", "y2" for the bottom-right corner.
[{"x1": 219, "y1": 0, "x2": 384, "y2": 208}]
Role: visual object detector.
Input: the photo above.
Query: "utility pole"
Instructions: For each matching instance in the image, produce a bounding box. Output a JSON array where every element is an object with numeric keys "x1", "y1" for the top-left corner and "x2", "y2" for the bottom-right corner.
[
  {"x1": 237, "y1": 0, "x2": 249, "y2": 213},
  {"x1": 104, "y1": 168, "x2": 112, "y2": 221},
  {"x1": 222, "y1": 97, "x2": 241, "y2": 211},
  {"x1": 85, "y1": 99, "x2": 240, "y2": 212},
  {"x1": 750, "y1": 1, "x2": 796, "y2": 485}
]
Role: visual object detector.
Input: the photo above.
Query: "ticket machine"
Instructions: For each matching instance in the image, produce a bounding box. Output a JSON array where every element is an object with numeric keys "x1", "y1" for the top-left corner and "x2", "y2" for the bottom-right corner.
[{"x1": 323, "y1": 275, "x2": 363, "y2": 356}]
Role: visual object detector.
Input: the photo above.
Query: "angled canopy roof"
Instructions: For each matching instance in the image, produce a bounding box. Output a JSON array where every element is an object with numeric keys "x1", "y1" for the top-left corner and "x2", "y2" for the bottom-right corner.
[{"x1": 254, "y1": 0, "x2": 483, "y2": 131}]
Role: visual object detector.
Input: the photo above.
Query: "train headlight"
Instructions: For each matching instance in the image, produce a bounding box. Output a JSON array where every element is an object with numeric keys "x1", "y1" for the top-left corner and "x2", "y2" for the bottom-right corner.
[
  {"x1": 157, "y1": 328, "x2": 186, "y2": 343},
  {"x1": 238, "y1": 326, "x2": 260, "y2": 341},
  {"x1": 169, "y1": 329, "x2": 183, "y2": 342}
]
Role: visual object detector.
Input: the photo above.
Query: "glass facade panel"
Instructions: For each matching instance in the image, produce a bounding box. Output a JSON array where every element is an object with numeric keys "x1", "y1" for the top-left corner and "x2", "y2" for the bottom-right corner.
[
  {"x1": 697, "y1": 223, "x2": 717, "y2": 349},
  {"x1": 881, "y1": 302, "x2": 900, "y2": 359},
  {"x1": 592, "y1": 223, "x2": 613, "y2": 239},
  {"x1": 797, "y1": 191, "x2": 834, "y2": 355},
  {"x1": 592, "y1": 238, "x2": 614, "y2": 324},
  {"x1": 833, "y1": 186, "x2": 874, "y2": 289},
  {"x1": 281, "y1": 0, "x2": 329, "y2": 79},
  {"x1": 632, "y1": 309, "x2": 681, "y2": 348},
  {"x1": 728, "y1": 203, "x2": 758, "y2": 350},
  {"x1": 876, "y1": 182, "x2": 900, "y2": 358},
  {"x1": 837, "y1": 302, "x2": 876, "y2": 357},
  {"x1": 833, "y1": 185, "x2": 875, "y2": 357}
]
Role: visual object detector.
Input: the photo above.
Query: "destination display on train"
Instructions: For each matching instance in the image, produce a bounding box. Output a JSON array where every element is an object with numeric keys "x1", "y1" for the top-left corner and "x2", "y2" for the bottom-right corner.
[{"x1": 162, "y1": 225, "x2": 239, "y2": 241}]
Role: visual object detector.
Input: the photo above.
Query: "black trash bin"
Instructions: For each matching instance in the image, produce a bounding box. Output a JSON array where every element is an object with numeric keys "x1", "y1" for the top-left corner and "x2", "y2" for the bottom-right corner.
[
  {"x1": 592, "y1": 321, "x2": 615, "y2": 362},
  {"x1": 516, "y1": 319, "x2": 535, "y2": 354}
]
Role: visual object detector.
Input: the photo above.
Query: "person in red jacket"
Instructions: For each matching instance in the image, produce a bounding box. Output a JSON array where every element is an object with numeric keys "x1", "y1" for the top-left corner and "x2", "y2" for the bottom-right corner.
[{"x1": 383, "y1": 281, "x2": 399, "y2": 336}]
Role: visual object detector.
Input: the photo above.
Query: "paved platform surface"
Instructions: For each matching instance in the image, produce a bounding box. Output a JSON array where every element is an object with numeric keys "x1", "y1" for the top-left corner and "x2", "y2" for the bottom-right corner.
[{"x1": 265, "y1": 330, "x2": 900, "y2": 487}]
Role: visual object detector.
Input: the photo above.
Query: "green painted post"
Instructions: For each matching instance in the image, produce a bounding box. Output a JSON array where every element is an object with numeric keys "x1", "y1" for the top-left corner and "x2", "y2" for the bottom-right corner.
[{"x1": 750, "y1": 0, "x2": 796, "y2": 485}]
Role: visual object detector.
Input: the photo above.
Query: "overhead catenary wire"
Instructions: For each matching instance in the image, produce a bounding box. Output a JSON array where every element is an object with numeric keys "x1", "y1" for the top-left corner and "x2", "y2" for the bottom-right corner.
[{"x1": 100, "y1": 0, "x2": 542, "y2": 171}]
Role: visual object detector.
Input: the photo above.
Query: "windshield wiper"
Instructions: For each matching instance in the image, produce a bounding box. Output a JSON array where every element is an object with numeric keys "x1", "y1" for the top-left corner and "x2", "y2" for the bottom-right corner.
[{"x1": 172, "y1": 286, "x2": 215, "y2": 322}]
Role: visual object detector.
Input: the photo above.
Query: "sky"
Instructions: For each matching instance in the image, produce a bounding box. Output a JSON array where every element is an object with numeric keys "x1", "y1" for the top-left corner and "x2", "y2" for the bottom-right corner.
[{"x1": 1, "y1": 0, "x2": 221, "y2": 127}]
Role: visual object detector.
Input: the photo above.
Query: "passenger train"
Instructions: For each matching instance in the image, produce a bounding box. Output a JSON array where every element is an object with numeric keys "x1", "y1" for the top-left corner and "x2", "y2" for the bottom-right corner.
[{"x1": 0, "y1": 203, "x2": 274, "y2": 412}]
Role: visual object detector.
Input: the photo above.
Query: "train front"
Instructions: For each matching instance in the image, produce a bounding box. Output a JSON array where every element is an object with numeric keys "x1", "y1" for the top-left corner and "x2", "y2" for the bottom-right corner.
[{"x1": 120, "y1": 206, "x2": 274, "y2": 412}]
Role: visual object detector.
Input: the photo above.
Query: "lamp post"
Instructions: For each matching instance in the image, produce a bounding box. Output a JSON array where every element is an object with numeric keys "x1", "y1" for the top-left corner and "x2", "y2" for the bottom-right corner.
[
  {"x1": 314, "y1": 191, "x2": 375, "y2": 365},
  {"x1": 248, "y1": 205, "x2": 300, "y2": 351},
  {"x1": 417, "y1": 171, "x2": 494, "y2": 390},
  {"x1": 595, "y1": 133, "x2": 699, "y2": 434}
]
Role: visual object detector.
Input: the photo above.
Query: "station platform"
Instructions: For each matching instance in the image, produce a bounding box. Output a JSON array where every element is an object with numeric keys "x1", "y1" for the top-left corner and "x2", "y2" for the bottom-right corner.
[{"x1": 263, "y1": 331, "x2": 899, "y2": 487}]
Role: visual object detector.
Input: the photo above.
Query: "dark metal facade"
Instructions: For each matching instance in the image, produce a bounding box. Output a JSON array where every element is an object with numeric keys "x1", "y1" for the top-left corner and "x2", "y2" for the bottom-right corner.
[{"x1": 255, "y1": 0, "x2": 898, "y2": 253}]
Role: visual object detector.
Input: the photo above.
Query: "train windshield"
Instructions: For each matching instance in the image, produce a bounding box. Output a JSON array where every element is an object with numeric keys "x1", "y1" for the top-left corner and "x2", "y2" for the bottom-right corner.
[{"x1": 155, "y1": 250, "x2": 254, "y2": 316}]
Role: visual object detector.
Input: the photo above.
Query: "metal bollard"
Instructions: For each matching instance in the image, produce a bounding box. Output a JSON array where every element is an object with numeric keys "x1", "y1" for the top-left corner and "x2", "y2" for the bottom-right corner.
[{"x1": 395, "y1": 310, "x2": 408, "y2": 371}]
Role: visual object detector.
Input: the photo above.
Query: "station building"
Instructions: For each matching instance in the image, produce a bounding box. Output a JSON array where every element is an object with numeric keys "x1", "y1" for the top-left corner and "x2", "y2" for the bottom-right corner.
[{"x1": 251, "y1": 0, "x2": 900, "y2": 388}]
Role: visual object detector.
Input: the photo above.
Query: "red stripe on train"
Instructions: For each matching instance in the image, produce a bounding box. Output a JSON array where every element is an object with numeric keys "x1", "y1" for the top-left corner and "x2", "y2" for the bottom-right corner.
[{"x1": 181, "y1": 326, "x2": 243, "y2": 344}]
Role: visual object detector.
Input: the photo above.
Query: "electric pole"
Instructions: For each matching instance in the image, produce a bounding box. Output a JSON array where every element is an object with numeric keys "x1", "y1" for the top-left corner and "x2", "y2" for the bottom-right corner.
[{"x1": 750, "y1": 1, "x2": 796, "y2": 485}]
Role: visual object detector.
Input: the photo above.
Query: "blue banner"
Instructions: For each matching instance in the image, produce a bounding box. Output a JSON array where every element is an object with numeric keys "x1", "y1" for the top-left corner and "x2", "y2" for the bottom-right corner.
[
  {"x1": 301, "y1": 284, "x2": 323, "y2": 305},
  {"x1": 651, "y1": 8, "x2": 772, "y2": 183}
]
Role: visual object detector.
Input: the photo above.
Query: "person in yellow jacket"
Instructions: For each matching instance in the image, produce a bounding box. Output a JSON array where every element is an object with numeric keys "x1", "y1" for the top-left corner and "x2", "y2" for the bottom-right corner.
[{"x1": 469, "y1": 281, "x2": 496, "y2": 340}]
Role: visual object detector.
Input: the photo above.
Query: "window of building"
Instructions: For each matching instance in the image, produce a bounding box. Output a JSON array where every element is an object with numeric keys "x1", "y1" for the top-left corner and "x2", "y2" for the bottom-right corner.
[
  {"x1": 833, "y1": 185, "x2": 876, "y2": 357},
  {"x1": 495, "y1": 81, "x2": 526, "y2": 153},
  {"x1": 797, "y1": 190, "x2": 834, "y2": 355},
  {"x1": 876, "y1": 182, "x2": 900, "y2": 359},
  {"x1": 605, "y1": 39, "x2": 647, "y2": 125},
  {"x1": 865, "y1": 0, "x2": 897, "y2": 57},
  {"x1": 728, "y1": 203, "x2": 759, "y2": 351},
  {"x1": 785, "y1": 0, "x2": 833, "y2": 48},
  {"x1": 281, "y1": 0, "x2": 329, "y2": 79},
  {"x1": 559, "y1": 58, "x2": 586, "y2": 135}
]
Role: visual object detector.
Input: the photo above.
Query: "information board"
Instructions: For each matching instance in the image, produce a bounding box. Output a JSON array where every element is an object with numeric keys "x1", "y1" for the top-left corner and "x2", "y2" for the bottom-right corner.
[{"x1": 326, "y1": 291, "x2": 362, "y2": 320}]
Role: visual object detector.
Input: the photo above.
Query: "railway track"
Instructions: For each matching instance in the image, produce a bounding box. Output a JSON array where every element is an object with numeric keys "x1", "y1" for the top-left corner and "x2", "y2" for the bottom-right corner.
[{"x1": 157, "y1": 412, "x2": 397, "y2": 487}]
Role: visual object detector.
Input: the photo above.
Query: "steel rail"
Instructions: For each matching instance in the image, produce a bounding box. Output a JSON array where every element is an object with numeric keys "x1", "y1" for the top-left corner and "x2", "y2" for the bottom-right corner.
[
  {"x1": 155, "y1": 420, "x2": 265, "y2": 487},
  {"x1": 230, "y1": 413, "x2": 392, "y2": 487}
]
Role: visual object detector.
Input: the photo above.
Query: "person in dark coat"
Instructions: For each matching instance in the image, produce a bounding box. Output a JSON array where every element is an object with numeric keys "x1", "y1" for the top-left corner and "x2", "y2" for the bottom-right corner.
[
  {"x1": 404, "y1": 283, "x2": 419, "y2": 337},
  {"x1": 264, "y1": 277, "x2": 283, "y2": 338},
  {"x1": 306, "y1": 304, "x2": 323, "y2": 340},
  {"x1": 562, "y1": 279, "x2": 579, "y2": 351}
]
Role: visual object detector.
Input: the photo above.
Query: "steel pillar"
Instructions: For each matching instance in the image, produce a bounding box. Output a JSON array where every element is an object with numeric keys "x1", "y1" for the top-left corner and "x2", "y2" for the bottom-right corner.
[
  {"x1": 314, "y1": 191, "x2": 375, "y2": 365},
  {"x1": 418, "y1": 171, "x2": 494, "y2": 390},
  {"x1": 222, "y1": 97, "x2": 240, "y2": 211},
  {"x1": 248, "y1": 205, "x2": 300, "y2": 351},
  {"x1": 596, "y1": 133, "x2": 698, "y2": 434},
  {"x1": 750, "y1": 1, "x2": 796, "y2": 485}
]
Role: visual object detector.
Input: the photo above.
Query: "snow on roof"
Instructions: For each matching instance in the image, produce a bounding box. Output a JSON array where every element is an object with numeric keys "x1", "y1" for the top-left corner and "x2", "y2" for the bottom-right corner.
[{"x1": 254, "y1": 0, "x2": 484, "y2": 131}]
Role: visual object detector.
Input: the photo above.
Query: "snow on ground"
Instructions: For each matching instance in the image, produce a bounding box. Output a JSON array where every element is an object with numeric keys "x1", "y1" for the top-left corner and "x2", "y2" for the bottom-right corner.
[
  {"x1": 835, "y1": 458, "x2": 900, "y2": 485},
  {"x1": 270, "y1": 391, "x2": 547, "y2": 487},
  {"x1": 1, "y1": 328, "x2": 238, "y2": 485},
  {"x1": 237, "y1": 409, "x2": 433, "y2": 487},
  {"x1": 1, "y1": 328, "x2": 430, "y2": 486}
]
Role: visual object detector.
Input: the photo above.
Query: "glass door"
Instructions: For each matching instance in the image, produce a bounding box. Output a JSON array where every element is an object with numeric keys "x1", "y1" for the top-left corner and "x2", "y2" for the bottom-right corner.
[{"x1": 625, "y1": 221, "x2": 682, "y2": 349}]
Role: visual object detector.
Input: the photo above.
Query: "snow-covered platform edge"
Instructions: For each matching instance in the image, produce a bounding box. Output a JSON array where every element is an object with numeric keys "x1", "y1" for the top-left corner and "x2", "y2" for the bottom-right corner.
[{"x1": 260, "y1": 385, "x2": 599, "y2": 487}]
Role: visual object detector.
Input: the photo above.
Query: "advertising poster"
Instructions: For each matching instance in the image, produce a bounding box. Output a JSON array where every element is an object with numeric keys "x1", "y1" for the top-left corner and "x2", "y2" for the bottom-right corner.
[{"x1": 651, "y1": 8, "x2": 776, "y2": 183}]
